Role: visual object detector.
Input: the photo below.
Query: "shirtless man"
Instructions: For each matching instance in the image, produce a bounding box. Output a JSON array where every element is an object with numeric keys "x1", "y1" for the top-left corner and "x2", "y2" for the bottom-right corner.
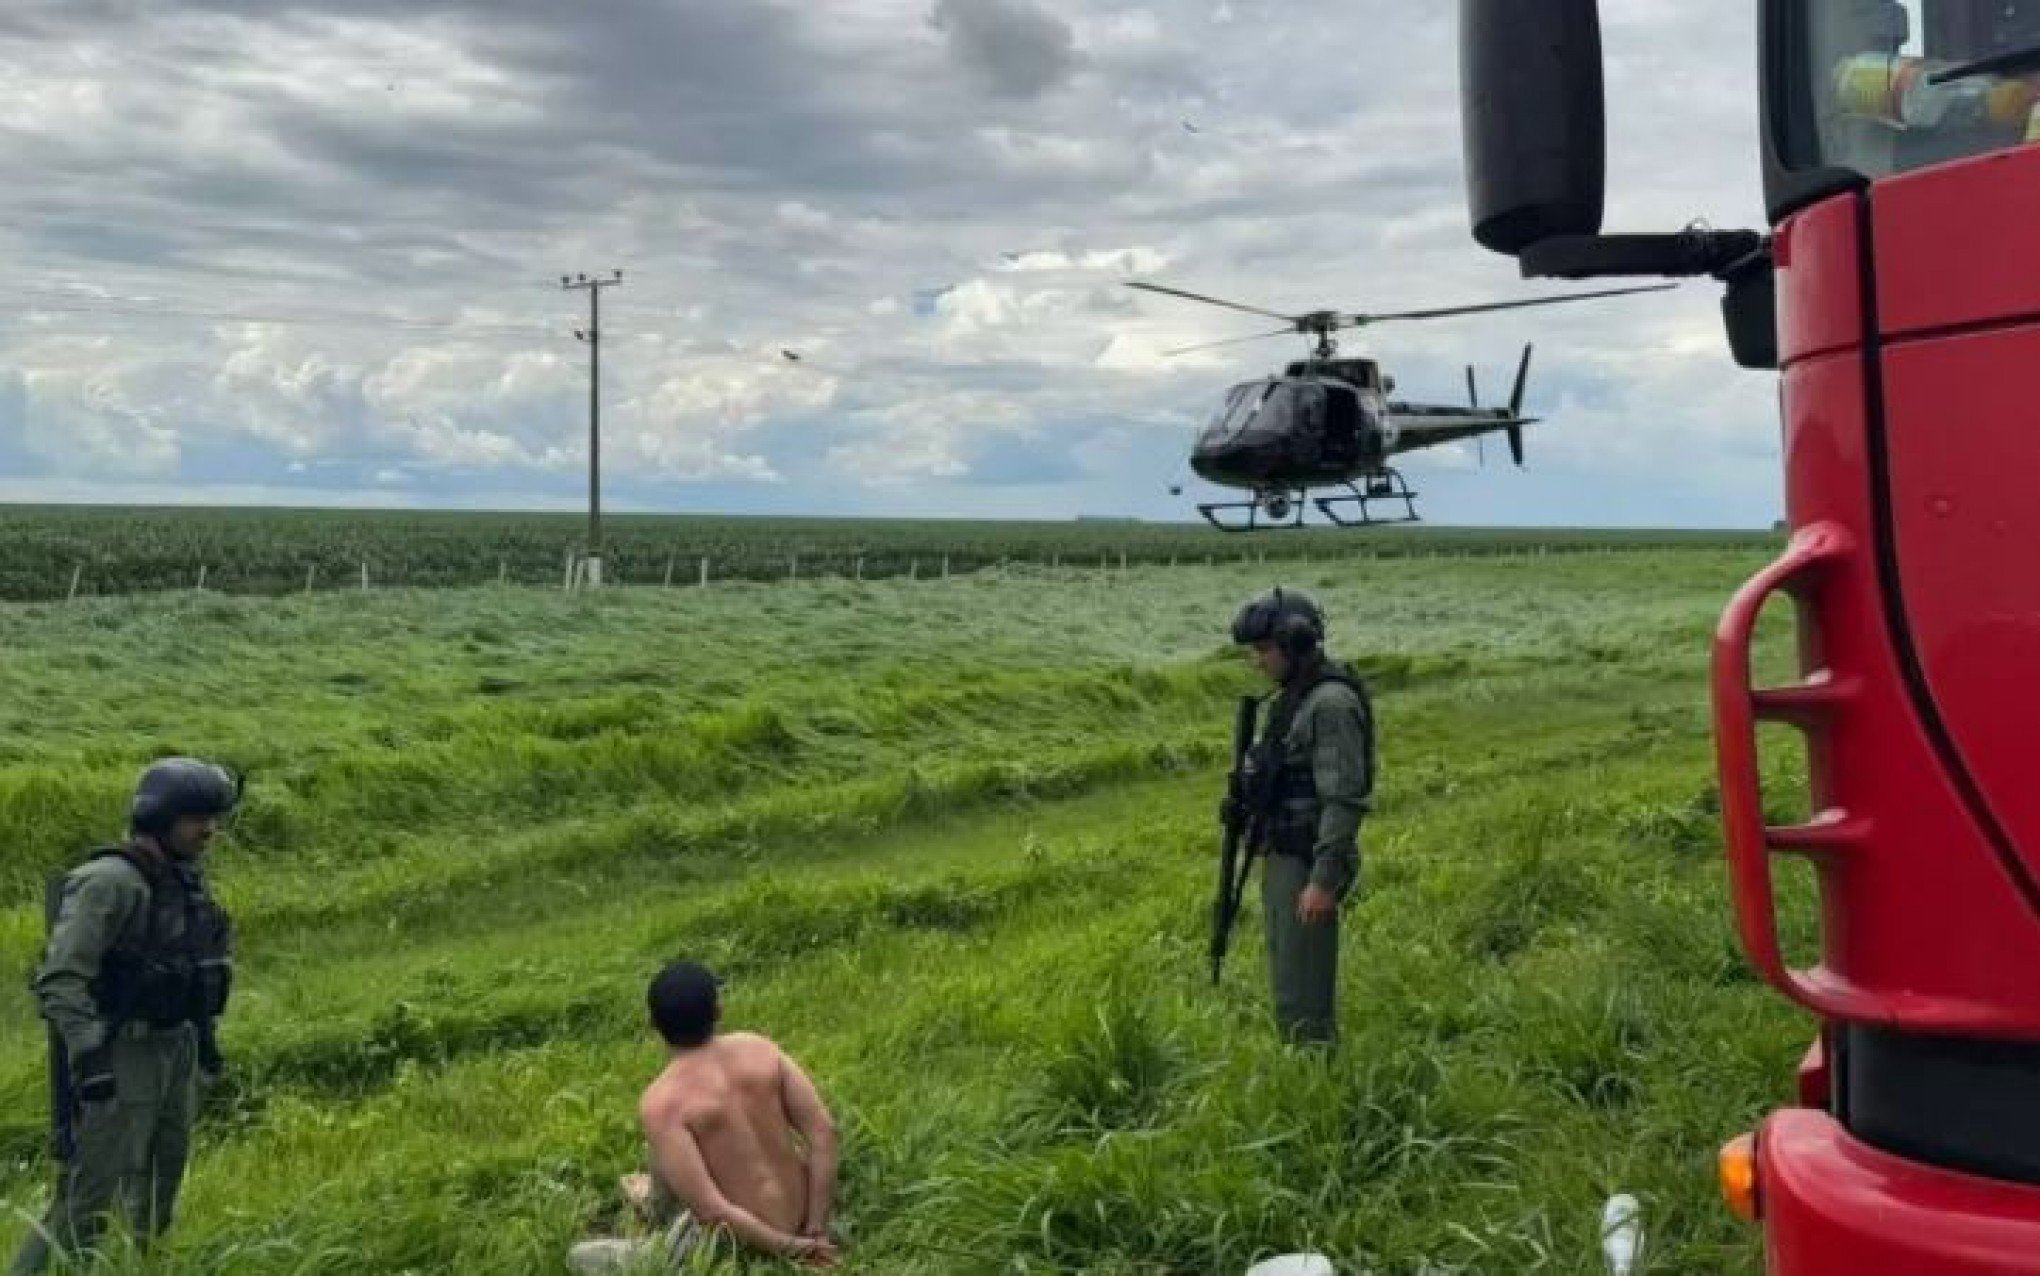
[{"x1": 570, "y1": 961, "x2": 842, "y2": 1271}]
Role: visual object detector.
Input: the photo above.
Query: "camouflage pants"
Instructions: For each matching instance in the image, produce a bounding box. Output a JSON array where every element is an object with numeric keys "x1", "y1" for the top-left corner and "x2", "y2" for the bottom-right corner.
[
  {"x1": 1262, "y1": 853, "x2": 1340, "y2": 1046},
  {"x1": 10, "y1": 1026, "x2": 198, "y2": 1275}
]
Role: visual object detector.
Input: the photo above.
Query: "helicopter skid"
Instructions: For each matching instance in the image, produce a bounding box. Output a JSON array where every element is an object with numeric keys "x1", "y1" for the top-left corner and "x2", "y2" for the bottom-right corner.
[
  {"x1": 1313, "y1": 472, "x2": 1420, "y2": 527},
  {"x1": 1196, "y1": 490, "x2": 1311, "y2": 533}
]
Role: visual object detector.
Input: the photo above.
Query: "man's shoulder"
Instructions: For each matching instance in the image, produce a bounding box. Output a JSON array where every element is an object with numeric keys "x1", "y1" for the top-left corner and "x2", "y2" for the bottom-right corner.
[
  {"x1": 1300, "y1": 675, "x2": 1367, "y2": 715},
  {"x1": 639, "y1": 1070, "x2": 687, "y2": 1124},
  {"x1": 64, "y1": 852, "x2": 154, "y2": 898},
  {"x1": 719, "y1": 1030, "x2": 781, "y2": 1053}
]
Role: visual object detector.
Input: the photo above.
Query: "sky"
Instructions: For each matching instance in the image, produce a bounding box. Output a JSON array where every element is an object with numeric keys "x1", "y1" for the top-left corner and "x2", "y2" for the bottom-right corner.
[{"x1": 0, "y1": 1, "x2": 1782, "y2": 527}]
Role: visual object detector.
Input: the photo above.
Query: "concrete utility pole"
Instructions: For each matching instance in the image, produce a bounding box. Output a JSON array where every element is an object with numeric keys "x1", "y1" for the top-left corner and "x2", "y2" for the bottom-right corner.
[{"x1": 562, "y1": 269, "x2": 623, "y2": 585}]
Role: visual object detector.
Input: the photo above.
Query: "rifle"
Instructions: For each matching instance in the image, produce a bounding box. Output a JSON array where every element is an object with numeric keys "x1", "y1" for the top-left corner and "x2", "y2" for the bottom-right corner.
[
  {"x1": 47, "y1": 1023, "x2": 74, "y2": 1162},
  {"x1": 1210, "y1": 694, "x2": 1264, "y2": 984}
]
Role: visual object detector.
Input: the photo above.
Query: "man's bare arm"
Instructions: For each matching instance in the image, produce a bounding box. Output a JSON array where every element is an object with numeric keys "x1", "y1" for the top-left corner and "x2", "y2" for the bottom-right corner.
[
  {"x1": 779, "y1": 1051, "x2": 840, "y2": 1237},
  {"x1": 642, "y1": 1096, "x2": 811, "y2": 1260}
]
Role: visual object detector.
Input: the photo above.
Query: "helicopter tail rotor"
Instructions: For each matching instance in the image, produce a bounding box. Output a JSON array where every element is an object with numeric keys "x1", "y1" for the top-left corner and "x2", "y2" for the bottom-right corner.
[
  {"x1": 1505, "y1": 344, "x2": 1533, "y2": 466},
  {"x1": 1466, "y1": 365, "x2": 1488, "y2": 467}
]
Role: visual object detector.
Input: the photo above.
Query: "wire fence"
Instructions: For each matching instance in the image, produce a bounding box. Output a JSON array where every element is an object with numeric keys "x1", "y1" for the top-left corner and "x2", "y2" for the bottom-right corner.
[{"x1": 14, "y1": 534, "x2": 1780, "y2": 603}]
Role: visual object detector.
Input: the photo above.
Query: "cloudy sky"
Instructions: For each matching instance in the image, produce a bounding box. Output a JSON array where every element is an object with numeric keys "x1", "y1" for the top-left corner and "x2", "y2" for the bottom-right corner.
[{"x1": 0, "y1": 0, "x2": 1780, "y2": 526}]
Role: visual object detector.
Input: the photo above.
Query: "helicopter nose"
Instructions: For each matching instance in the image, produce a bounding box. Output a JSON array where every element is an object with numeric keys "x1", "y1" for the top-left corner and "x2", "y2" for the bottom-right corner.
[{"x1": 1191, "y1": 437, "x2": 1266, "y2": 486}]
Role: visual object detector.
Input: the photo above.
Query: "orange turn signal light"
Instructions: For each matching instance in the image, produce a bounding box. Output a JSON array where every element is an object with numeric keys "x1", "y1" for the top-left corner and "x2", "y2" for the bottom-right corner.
[{"x1": 1719, "y1": 1132, "x2": 1761, "y2": 1223}]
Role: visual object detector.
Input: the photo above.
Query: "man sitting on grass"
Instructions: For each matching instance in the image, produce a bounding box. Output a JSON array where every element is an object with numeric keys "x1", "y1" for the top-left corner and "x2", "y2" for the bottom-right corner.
[{"x1": 569, "y1": 962, "x2": 842, "y2": 1271}]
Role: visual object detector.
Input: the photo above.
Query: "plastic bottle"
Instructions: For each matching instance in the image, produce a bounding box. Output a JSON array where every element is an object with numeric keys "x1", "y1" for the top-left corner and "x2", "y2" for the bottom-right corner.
[{"x1": 1601, "y1": 1193, "x2": 1643, "y2": 1276}]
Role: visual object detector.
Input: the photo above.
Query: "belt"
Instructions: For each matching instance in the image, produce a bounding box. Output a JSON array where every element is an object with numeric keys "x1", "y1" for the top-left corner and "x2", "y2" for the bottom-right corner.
[{"x1": 115, "y1": 1019, "x2": 194, "y2": 1041}]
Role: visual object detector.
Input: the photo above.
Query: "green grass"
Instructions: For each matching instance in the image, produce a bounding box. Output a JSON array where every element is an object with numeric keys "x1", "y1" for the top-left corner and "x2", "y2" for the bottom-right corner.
[{"x1": 0, "y1": 547, "x2": 1810, "y2": 1273}]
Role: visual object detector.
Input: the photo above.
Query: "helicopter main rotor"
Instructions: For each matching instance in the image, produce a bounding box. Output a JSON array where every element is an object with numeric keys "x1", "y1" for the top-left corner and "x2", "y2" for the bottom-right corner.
[{"x1": 1127, "y1": 279, "x2": 1677, "y2": 359}]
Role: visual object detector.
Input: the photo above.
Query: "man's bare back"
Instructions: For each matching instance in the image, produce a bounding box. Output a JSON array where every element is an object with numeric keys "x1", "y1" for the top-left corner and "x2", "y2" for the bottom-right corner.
[{"x1": 640, "y1": 1031, "x2": 840, "y2": 1266}]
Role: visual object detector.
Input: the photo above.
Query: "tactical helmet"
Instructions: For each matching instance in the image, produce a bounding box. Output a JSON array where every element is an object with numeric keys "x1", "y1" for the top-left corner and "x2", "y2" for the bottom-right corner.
[
  {"x1": 131, "y1": 758, "x2": 239, "y2": 835},
  {"x1": 1231, "y1": 587, "x2": 1325, "y2": 657}
]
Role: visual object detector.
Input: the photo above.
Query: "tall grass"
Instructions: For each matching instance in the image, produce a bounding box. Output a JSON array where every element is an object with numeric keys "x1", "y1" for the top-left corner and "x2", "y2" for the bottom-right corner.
[{"x1": 0, "y1": 549, "x2": 1795, "y2": 1273}]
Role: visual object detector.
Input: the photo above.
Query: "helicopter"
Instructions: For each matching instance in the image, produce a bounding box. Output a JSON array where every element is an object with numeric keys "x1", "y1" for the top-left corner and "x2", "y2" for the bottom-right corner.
[{"x1": 1128, "y1": 280, "x2": 1676, "y2": 531}]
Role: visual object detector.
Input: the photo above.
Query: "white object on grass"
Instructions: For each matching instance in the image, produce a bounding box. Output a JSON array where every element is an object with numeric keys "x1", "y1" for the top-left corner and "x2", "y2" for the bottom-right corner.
[
  {"x1": 1602, "y1": 1192, "x2": 1643, "y2": 1275},
  {"x1": 1247, "y1": 1255, "x2": 1335, "y2": 1276}
]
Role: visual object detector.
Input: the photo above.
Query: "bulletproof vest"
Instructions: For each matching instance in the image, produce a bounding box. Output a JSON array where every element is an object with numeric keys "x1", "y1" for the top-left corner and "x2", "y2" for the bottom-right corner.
[
  {"x1": 44, "y1": 845, "x2": 234, "y2": 1028},
  {"x1": 1252, "y1": 660, "x2": 1375, "y2": 858}
]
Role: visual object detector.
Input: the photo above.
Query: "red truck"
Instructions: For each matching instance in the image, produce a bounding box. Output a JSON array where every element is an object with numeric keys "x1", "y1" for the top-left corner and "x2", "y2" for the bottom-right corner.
[{"x1": 1458, "y1": 2, "x2": 2040, "y2": 1271}]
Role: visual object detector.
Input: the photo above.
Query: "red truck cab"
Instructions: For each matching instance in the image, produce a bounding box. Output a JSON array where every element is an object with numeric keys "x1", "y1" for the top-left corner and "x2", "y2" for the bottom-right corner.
[{"x1": 1458, "y1": 2, "x2": 2040, "y2": 1270}]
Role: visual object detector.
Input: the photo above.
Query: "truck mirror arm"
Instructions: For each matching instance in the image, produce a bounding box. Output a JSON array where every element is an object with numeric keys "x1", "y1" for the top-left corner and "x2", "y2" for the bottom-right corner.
[{"x1": 1520, "y1": 228, "x2": 1768, "y2": 281}]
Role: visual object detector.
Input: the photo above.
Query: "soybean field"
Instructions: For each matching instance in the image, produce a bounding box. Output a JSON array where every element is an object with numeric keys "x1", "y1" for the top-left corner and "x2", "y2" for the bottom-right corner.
[
  {"x1": 0, "y1": 541, "x2": 1810, "y2": 1274},
  {"x1": 0, "y1": 504, "x2": 1777, "y2": 599}
]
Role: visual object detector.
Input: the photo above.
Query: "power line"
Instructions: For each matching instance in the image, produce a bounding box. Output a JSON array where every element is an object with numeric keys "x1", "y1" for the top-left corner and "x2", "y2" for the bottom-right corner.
[
  {"x1": 562, "y1": 268, "x2": 624, "y2": 582},
  {"x1": 0, "y1": 293, "x2": 557, "y2": 336}
]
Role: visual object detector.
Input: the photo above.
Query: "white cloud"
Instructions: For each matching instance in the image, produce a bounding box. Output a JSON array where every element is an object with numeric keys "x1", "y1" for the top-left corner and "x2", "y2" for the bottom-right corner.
[{"x1": 0, "y1": 1, "x2": 1778, "y2": 523}]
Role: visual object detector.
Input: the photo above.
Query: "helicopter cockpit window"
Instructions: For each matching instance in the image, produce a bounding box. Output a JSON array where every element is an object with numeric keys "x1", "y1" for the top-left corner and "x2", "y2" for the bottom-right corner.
[
  {"x1": 1795, "y1": 0, "x2": 2040, "y2": 179},
  {"x1": 1199, "y1": 380, "x2": 1275, "y2": 445},
  {"x1": 1242, "y1": 382, "x2": 1325, "y2": 444}
]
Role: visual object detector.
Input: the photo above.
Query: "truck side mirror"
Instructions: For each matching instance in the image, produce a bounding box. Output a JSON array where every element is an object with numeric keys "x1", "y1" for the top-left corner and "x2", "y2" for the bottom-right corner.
[{"x1": 1460, "y1": 0, "x2": 1608, "y2": 256}]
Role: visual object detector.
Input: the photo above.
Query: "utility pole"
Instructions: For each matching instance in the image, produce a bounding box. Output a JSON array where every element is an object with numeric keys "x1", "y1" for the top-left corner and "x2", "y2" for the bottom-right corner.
[{"x1": 562, "y1": 269, "x2": 623, "y2": 585}]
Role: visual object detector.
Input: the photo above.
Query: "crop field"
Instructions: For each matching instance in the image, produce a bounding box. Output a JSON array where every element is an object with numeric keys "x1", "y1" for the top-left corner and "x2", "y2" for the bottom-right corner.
[
  {"x1": 0, "y1": 543, "x2": 1811, "y2": 1274},
  {"x1": 0, "y1": 505, "x2": 1777, "y2": 600}
]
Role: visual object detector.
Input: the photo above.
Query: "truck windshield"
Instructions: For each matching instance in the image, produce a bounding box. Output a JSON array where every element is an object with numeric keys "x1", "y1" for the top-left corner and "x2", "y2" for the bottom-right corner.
[{"x1": 1795, "y1": 0, "x2": 2040, "y2": 179}]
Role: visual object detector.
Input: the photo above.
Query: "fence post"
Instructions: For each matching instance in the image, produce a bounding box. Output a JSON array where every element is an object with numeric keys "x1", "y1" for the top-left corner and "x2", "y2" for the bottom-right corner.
[
  {"x1": 855, "y1": 555, "x2": 864, "y2": 581},
  {"x1": 67, "y1": 565, "x2": 82, "y2": 602},
  {"x1": 942, "y1": 555, "x2": 950, "y2": 579},
  {"x1": 304, "y1": 564, "x2": 317, "y2": 594},
  {"x1": 910, "y1": 558, "x2": 919, "y2": 581},
  {"x1": 563, "y1": 551, "x2": 575, "y2": 592},
  {"x1": 366, "y1": 561, "x2": 374, "y2": 591},
  {"x1": 664, "y1": 553, "x2": 676, "y2": 588},
  {"x1": 789, "y1": 554, "x2": 799, "y2": 582},
  {"x1": 197, "y1": 565, "x2": 208, "y2": 591}
]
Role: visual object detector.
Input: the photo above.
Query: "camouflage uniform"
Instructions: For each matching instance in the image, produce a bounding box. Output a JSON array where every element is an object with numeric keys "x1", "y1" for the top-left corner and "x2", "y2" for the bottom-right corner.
[
  {"x1": 1231, "y1": 589, "x2": 1375, "y2": 1047},
  {"x1": 12, "y1": 761, "x2": 234, "y2": 1276},
  {"x1": 1257, "y1": 660, "x2": 1372, "y2": 1045}
]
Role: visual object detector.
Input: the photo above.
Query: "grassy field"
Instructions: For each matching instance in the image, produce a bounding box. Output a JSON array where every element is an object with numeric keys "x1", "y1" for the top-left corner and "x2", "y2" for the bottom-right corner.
[
  {"x1": 0, "y1": 504, "x2": 1777, "y2": 599},
  {"x1": 0, "y1": 546, "x2": 1811, "y2": 1274}
]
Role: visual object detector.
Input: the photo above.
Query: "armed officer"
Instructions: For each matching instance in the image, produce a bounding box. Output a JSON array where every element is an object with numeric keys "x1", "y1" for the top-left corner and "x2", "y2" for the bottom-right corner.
[
  {"x1": 1230, "y1": 588, "x2": 1374, "y2": 1046},
  {"x1": 11, "y1": 758, "x2": 237, "y2": 1275}
]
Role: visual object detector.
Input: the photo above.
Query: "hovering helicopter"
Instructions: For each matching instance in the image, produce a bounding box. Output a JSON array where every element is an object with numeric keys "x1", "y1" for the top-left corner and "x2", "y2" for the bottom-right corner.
[{"x1": 1129, "y1": 280, "x2": 1675, "y2": 531}]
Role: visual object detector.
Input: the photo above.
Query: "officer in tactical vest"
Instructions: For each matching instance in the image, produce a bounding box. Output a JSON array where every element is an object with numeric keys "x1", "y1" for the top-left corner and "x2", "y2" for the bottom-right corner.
[
  {"x1": 11, "y1": 758, "x2": 237, "y2": 1275},
  {"x1": 1231, "y1": 588, "x2": 1374, "y2": 1046}
]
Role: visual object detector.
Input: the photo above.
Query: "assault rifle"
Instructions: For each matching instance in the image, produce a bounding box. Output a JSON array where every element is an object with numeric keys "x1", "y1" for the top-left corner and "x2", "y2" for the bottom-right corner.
[
  {"x1": 47, "y1": 1023, "x2": 74, "y2": 1162},
  {"x1": 1211, "y1": 694, "x2": 1265, "y2": 984}
]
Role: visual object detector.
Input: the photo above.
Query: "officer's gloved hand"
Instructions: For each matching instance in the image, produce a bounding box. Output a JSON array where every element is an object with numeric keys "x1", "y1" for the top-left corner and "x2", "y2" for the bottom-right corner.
[
  {"x1": 197, "y1": 1028, "x2": 225, "y2": 1080},
  {"x1": 72, "y1": 1046, "x2": 116, "y2": 1103}
]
